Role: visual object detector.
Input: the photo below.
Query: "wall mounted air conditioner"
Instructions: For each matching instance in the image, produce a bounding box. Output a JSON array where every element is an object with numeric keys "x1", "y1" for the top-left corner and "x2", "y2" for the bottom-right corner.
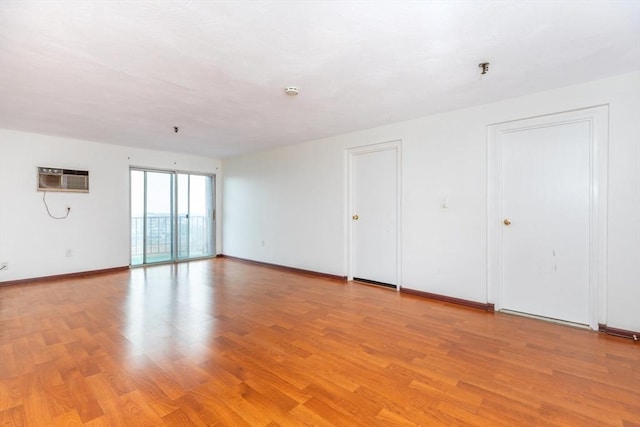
[{"x1": 37, "y1": 167, "x2": 89, "y2": 193}]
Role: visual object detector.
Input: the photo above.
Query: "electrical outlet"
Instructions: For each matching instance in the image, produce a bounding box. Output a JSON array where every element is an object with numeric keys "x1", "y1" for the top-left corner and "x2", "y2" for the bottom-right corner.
[{"x1": 0, "y1": 262, "x2": 7, "y2": 271}]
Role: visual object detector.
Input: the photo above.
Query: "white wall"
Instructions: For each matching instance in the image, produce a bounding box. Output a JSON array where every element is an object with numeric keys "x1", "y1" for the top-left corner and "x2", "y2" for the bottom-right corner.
[
  {"x1": 222, "y1": 71, "x2": 640, "y2": 331},
  {"x1": 0, "y1": 129, "x2": 221, "y2": 282}
]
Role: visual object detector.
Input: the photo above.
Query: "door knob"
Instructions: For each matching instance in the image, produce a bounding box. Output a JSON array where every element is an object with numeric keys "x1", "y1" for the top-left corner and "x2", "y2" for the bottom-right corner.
[
  {"x1": 503, "y1": 218, "x2": 511, "y2": 226},
  {"x1": 352, "y1": 214, "x2": 359, "y2": 220}
]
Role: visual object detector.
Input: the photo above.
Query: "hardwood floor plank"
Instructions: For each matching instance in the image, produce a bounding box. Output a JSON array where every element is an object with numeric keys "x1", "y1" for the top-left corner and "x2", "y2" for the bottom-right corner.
[
  {"x1": 118, "y1": 389, "x2": 166, "y2": 426},
  {"x1": 60, "y1": 369, "x2": 103, "y2": 424},
  {"x1": 374, "y1": 407, "x2": 421, "y2": 427},
  {"x1": 126, "y1": 355, "x2": 187, "y2": 402},
  {"x1": 22, "y1": 371, "x2": 54, "y2": 426},
  {"x1": 287, "y1": 403, "x2": 341, "y2": 427},
  {"x1": 173, "y1": 392, "x2": 238, "y2": 427},
  {"x1": 153, "y1": 357, "x2": 210, "y2": 392},
  {"x1": 36, "y1": 361, "x2": 75, "y2": 418},
  {"x1": 161, "y1": 408, "x2": 198, "y2": 427},
  {"x1": 11, "y1": 338, "x2": 36, "y2": 377},
  {"x1": 303, "y1": 395, "x2": 368, "y2": 426},
  {"x1": 41, "y1": 329, "x2": 61, "y2": 347},
  {"x1": 0, "y1": 405, "x2": 26, "y2": 427},
  {"x1": 125, "y1": 373, "x2": 178, "y2": 418},
  {"x1": 623, "y1": 419, "x2": 640, "y2": 427},
  {"x1": 51, "y1": 409, "x2": 83, "y2": 427},
  {"x1": 190, "y1": 381, "x2": 271, "y2": 426},
  {"x1": 243, "y1": 371, "x2": 308, "y2": 409},
  {"x1": 477, "y1": 395, "x2": 557, "y2": 427},
  {"x1": 353, "y1": 385, "x2": 442, "y2": 425},
  {"x1": 229, "y1": 381, "x2": 297, "y2": 426},
  {"x1": 0, "y1": 376, "x2": 22, "y2": 412},
  {"x1": 301, "y1": 382, "x2": 377, "y2": 420},
  {"x1": 90, "y1": 353, "x2": 137, "y2": 397},
  {"x1": 0, "y1": 258, "x2": 638, "y2": 426},
  {"x1": 83, "y1": 373, "x2": 132, "y2": 427},
  {"x1": 0, "y1": 343, "x2": 18, "y2": 379},
  {"x1": 409, "y1": 379, "x2": 484, "y2": 413}
]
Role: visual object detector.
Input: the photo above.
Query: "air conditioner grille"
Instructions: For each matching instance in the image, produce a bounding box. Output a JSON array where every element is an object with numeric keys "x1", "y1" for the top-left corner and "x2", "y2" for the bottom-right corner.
[
  {"x1": 37, "y1": 167, "x2": 89, "y2": 193},
  {"x1": 63, "y1": 175, "x2": 88, "y2": 190}
]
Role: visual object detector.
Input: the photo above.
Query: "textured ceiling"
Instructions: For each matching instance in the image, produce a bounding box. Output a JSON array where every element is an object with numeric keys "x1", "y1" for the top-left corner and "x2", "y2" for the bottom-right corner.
[{"x1": 0, "y1": 1, "x2": 639, "y2": 158}]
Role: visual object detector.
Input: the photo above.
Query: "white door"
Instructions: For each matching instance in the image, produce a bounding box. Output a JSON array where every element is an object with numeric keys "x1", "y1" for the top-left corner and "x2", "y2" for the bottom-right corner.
[
  {"x1": 351, "y1": 146, "x2": 399, "y2": 286},
  {"x1": 501, "y1": 121, "x2": 591, "y2": 324}
]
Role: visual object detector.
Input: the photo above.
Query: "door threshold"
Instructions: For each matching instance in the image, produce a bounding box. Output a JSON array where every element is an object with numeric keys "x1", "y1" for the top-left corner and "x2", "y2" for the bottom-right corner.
[
  {"x1": 500, "y1": 309, "x2": 590, "y2": 330},
  {"x1": 353, "y1": 277, "x2": 398, "y2": 290}
]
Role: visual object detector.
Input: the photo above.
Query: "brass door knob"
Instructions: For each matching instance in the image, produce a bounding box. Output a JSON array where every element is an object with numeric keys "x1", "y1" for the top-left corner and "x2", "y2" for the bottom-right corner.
[
  {"x1": 352, "y1": 214, "x2": 359, "y2": 220},
  {"x1": 503, "y1": 218, "x2": 511, "y2": 226}
]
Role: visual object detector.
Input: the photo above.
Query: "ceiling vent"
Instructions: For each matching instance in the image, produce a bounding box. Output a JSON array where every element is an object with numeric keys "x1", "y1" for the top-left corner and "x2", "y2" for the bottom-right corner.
[{"x1": 38, "y1": 167, "x2": 89, "y2": 193}]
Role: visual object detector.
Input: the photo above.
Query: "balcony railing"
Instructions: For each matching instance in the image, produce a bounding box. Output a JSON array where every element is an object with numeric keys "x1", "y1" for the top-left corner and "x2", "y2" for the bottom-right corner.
[{"x1": 131, "y1": 215, "x2": 212, "y2": 264}]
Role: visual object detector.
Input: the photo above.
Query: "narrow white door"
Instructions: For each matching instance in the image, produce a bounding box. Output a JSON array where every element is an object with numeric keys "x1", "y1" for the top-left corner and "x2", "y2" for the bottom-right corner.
[
  {"x1": 501, "y1": 121, "x2": 591, "y2": 324},
  {"x1": 351, "y1": 148, "x2": 398, "y2": 286}
]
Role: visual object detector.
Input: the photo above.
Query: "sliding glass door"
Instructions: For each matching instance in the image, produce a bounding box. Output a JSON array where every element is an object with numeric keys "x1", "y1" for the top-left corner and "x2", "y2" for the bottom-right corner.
[
  {"x1": 130, "y1": 169, "x2": 215, "y2": 266},
  {"x1": 177, "y1": 173, "x2": 215, "y2": 260}
]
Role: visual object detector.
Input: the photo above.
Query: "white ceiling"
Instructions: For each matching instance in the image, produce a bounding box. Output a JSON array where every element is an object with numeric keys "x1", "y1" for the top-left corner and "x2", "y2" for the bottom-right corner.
[{"x1": 1, "y1": 1, "x2": 639, "y2": 158}]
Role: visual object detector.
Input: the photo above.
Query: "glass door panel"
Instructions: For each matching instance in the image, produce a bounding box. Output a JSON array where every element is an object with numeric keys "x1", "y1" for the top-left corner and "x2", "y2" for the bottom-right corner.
[
  {"x1": 177, "y1": 174, "x2": 189, "y2": 259},
  {"x1": 145, "y1": 171, "x2": 174, "y2": 263},
  {"x1": 190, "y1": 174, "x2": 214, "y2": 258},
  {"x1": 177, "y1": 174, "x2": 215, "y2": 260},
  {"x1": 130, "y1": 170, "x2": 145, "y2": 266},
  {"x1": 130, "y1": 169, "x2": 175, "y2": 265}
]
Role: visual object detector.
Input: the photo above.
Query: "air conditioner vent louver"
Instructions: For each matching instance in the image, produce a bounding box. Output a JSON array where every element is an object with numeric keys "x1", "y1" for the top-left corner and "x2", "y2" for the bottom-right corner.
[{"x1": 38, "y1": 167, "x2": 89, "y2": 193}]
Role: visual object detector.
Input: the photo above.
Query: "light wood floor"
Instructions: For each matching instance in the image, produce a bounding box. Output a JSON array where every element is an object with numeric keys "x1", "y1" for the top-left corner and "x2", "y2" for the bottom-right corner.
[{"x1": 0, "y1": 259, "x2": 638, "y2": 426}]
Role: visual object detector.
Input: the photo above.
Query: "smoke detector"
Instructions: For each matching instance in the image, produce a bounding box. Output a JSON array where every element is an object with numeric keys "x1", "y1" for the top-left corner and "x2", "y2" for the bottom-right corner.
[{"x1": 284, "y1": 87, "x2": 299, "y2": 96}]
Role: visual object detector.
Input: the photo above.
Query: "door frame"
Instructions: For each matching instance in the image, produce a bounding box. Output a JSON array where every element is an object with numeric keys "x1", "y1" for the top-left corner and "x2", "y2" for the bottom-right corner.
[
  {"x1": 129, "y1": 167, "x2": 217, "y2": 266},
  {"x1": 487, "y1": 106, "x2": 608, "y2": 330},
  {"x1": 345, "y1": 140, "x2": 402, "y2": 288}
]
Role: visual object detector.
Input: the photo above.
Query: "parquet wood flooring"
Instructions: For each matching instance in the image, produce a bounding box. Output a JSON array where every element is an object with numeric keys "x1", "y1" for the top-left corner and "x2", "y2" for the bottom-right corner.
[{"x1": 0, "y1": 258, "x2": 638, "y2": 426}]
